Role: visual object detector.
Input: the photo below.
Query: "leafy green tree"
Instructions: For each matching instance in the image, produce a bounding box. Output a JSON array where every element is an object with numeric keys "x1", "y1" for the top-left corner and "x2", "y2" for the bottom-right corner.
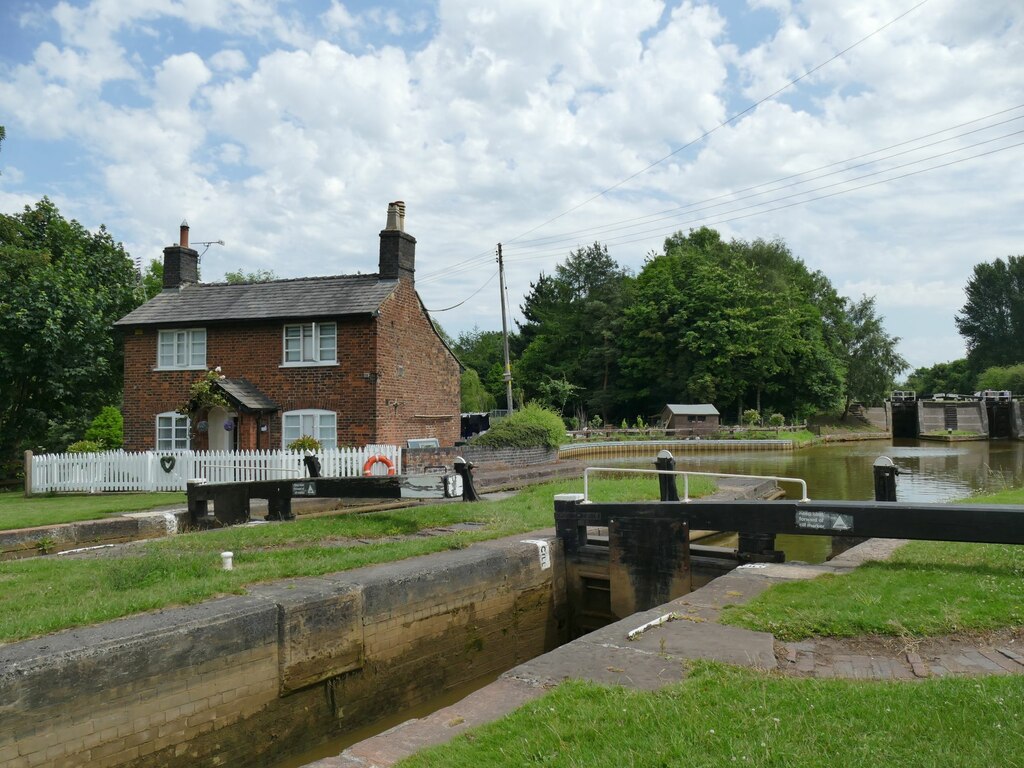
[
  {"x1": 955, "y1": 255, "x2": 1024, "y2": 371},
  {"x1": 0, "y1": 199, "x2": 140, "y2": 460},
  {"x1": 224, "y1": 268, "x2": 277, "y2": 283},
  {"x1": 619, "y1": 228, "x2": 843, "y2": 421},
  {"x1": 515, "y1": 243, "x2": 633, "y2": 421},
  {"x1": 840, "y1": 296, "x2": 908, "y2": 414},
  {"x1": 976, "y1": 364, "x2": 1024, "y2": 394},
  {"x1": 141, "y1": 259, "x2": 164, "y2": 299},
  {"x1": 453, "y1": 327, "x2": 509, "y2": 408},
  {"x1": 84, "y1": 406, "x2": 124, "y2": 449},
  {"x1": 460, "y1": 368, "x2": 496, "y2": 412},
  {"x1": 905, "y1": 359, "x2": 974, "y2": 395}
]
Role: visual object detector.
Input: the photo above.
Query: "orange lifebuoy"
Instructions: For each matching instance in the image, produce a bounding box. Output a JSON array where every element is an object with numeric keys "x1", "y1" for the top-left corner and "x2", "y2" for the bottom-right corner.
[{"x1": 362, "y1": 454, "x2": 397, "y2": 476}]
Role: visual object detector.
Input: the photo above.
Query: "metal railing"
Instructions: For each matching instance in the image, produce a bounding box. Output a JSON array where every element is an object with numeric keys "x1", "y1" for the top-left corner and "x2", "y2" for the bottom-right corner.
[{"x1": 581, "y1": 465, "x2": 810, "y2": 503}]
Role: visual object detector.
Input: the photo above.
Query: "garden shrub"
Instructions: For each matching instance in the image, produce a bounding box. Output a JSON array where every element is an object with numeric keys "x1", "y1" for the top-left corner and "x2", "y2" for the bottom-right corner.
[
  {"x1": 472, "y1": 403, "x2": 566, "y2": 450},
  {"x1": 768, "y1": 413, "x2": 785, "y2": 427},
  {"x1": 67, "y1": 440, "x2": 104, "y2": 453},
  {"x1": 287, "y1": 435, "x2": 323, "y2": 452},
  {"x1": 84, "y1": 406, "x2": 124, "y2": 449}
]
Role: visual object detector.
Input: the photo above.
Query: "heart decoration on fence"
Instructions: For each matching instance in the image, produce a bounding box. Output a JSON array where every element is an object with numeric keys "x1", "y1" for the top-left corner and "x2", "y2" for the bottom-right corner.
[{"x1": 159, "y1": 456, "x2": 176, "y2": 473}]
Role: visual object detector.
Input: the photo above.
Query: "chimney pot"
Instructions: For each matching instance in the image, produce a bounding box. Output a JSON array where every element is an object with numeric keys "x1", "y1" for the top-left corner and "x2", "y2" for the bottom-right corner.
[{"x1": 179, "y1": 220, "x2": 190, "y2": 249}]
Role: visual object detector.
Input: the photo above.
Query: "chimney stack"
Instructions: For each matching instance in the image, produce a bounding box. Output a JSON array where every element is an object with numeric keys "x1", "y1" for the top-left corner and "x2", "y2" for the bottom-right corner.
[
  {"x1": 379, "y1": 200, "x2": 415, "y2": 283},
  {"x1": 163, "y1": 219, "x2": 200, "y2": 289}
]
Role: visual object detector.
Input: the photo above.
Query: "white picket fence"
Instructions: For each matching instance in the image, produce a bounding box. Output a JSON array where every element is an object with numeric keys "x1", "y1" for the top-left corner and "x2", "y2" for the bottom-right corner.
[{"x1": 28, "y1": 446, "x2": 403, "y2": 494}]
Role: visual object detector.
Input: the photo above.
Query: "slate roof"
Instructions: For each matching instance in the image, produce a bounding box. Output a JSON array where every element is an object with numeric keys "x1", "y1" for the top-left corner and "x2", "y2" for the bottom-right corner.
[
  {"x1": 214, "y1": 378, "x2": 280, "y2": 413},
  {"x1": 114, "y1": 274, "x2": 399, "y2": 327},
  {"x1": 663, "y1": 404, "x2": 720, "y2": 416}
]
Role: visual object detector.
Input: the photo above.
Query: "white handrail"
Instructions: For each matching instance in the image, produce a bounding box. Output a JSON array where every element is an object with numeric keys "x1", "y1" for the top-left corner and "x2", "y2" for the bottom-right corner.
[{"x1": 581, "y1": 466, "x2": 810, "y2": 503}]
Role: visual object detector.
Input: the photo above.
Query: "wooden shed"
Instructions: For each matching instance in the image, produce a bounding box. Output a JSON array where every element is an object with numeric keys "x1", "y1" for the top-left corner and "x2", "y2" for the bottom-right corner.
[{"x1": 660, "y1": 404, "x2": 720, "y2": 434}]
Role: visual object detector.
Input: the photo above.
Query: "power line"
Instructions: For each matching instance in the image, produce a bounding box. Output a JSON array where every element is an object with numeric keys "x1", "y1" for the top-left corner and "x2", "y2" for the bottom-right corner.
[
  {"x1": 416, "y1": 0, "x2": 937, "y2": 285},
  {"x1": 502, "y1": 105, "x2": 1024, "y2": 252},
  {"x1": 423, "y1": 269, "x2": 499, "y2": 312},
  {"x1": 500, "y1": 0, "x2": 933, "y2": 247},
  {"x1": 502, "y1": 135, "x2": 1024, "y2": 264}
]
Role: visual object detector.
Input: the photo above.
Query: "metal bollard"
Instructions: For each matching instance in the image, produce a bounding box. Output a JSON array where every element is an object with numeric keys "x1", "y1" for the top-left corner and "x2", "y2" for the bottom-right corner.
[
  {"x1": 453, "y1": 456, "x2": 481, "y2": 501},
  {"x1": 873, "y1": 456, "x2": 898, "y2": 502},
  {"x1": 655, "y1": 449, "x2": 680, "y2": 502}
]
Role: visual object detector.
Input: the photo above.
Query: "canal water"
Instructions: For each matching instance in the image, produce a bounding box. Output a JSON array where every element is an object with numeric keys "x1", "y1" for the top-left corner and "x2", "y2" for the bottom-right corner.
[
  {"x1": 672, "y1": 437, "x2": 1024, "y2": 503},
  {"x1": 277, "y1": 437, "x2": 1024, "y2": 767},
  {"x1": 676, "y1": 437, "x2": 1024, "y2": 563}
]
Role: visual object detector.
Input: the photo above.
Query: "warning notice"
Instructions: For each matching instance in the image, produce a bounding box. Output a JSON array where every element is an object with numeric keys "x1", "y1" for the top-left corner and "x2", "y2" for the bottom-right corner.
[
  {"x1": 795, "y1": 510, "x2": 854, "y2": 532},
  {"x1": 292, "y1": 481, "x2": 317, "y2": 497}
]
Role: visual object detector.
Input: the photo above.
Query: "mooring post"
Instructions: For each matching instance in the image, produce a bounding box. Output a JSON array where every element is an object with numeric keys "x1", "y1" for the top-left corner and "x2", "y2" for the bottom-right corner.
[
  {"x1": 454, "y1": 456, "x2": 481, "y2": 501},
  {"x1": 655, "y1": 449, "x2": 679, "y2": 502},
  {"x1": 873, "y1": 456, "x2": 898, "y2": 502}
]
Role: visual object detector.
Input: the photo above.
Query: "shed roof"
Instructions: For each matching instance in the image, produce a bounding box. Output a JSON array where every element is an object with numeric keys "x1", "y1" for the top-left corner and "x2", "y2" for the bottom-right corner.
[
  {"x1": 663, "y1": 404, "x2": 720, "y2": 416},
  {"x1": 114, "y1": 274, "x2": 399, "y2": 327}
]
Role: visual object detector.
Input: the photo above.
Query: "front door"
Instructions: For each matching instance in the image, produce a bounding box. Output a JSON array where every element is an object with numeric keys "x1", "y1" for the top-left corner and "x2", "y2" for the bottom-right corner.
[{"x1": 208, "y1": 407, "x2": 239, "y2": 452}]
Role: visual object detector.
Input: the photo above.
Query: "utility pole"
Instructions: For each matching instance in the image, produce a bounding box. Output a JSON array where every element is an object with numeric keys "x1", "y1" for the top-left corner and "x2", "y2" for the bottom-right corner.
[{"x1": 497, "y1": 243, "x2": 514, "y2": 414}]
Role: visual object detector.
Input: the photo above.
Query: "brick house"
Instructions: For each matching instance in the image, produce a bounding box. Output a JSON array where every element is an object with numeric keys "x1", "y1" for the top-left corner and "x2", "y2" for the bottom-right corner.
[{"x1": 115, "y1": 203, "x2": 461, "y2": 452}]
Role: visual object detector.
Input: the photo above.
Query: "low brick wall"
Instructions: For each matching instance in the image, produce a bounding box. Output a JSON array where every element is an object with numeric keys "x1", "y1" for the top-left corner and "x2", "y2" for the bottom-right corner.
[
  {"x1": 403, "y1": 446, "x2": 557, "y2": 473},
  {"x1": 0, "y1": 535, "x2": 565, "y2": 767}
]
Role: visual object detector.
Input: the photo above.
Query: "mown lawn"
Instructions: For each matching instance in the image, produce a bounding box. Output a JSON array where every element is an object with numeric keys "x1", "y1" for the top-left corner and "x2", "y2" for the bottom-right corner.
[
  {"x1": 0, "y1": 491, "x2": 186, "y2": 530},
  {"x1": 722, "y1": 487, "x2": 1024, "y2": 639},
  {"x1": 400, "y1": 664, "x2": 1024, "y2": 768},
  {"x1": 0, "y1": 475, "x2": 715, "y2": 643}
]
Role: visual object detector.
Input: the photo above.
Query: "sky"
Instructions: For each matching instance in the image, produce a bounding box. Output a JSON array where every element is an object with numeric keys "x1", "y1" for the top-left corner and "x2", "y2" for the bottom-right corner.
[{"x1": 1, "y1": 0, "x2": 1022, "y2": 371}]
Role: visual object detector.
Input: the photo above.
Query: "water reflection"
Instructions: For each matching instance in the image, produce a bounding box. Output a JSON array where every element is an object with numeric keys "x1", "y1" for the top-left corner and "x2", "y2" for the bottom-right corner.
[
  {"x1": 670, "y1": 438, "x2": 1024, "y2": 503},
  {"x1": 639, "y1": 438, "x2": 1024, "y2": 565}
]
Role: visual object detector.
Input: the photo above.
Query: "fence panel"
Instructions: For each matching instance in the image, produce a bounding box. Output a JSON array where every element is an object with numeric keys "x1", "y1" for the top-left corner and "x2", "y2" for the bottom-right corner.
[{"x1": 28, "y1": 446, "x2": 403, "y2": 494}]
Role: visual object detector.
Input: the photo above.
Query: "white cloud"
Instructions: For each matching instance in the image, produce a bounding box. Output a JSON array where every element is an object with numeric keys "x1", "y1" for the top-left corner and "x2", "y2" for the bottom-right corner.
[
  {"x1": 209, "y1": 49, "x2": 249, "y2": 73},
  {"x1": 152, "y1": 53, "x2": 212, "y2": 109},
  {"x1": 1, "y1": 0, "x2": 1022, "y2": 368}
]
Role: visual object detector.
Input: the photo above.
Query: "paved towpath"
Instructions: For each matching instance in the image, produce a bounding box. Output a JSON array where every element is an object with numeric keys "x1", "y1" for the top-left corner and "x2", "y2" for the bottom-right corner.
[{"x1": 309, "y1": 537, "x2": 1024, "y2": 768}]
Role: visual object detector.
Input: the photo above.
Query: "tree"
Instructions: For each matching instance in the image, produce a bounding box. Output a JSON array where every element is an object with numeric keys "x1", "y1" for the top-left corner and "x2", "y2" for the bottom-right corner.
[
  {"x1": 141, "y1": 259, "x2": 164, "y2": 299},
  {"x1": 905, "y1": 359, "x2": 974, "y2": 396},
  {"x1": 460, "y1": 368, "x2": 495, "y2": 412},
  {"x1": 955, "y1": 255, "x2": 1024, "y2": 371},
  {"x1": 618, "y1": 228, "x2": 844, "y2": 421},
  {"x1": 224, "y1": 268, "x2": 277, "y2": 283},
  {"x1": 976, "y1": 364, "x2": 1024, "y2": 394},
  {"x1": 840, "y1": 296, "x2": 907, "y2": 415},
  {"x1": 515, "y1": 243, "x2": 633, "y2": 421},
  {"x1": 0, "y1": 199, "x2": 141, "y2": 460},
  {"x1": 453, "y1": 327, "x2": 509, "y2": 408}
]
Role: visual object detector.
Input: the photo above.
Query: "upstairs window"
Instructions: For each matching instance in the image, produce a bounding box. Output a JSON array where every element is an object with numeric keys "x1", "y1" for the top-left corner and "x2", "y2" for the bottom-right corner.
[
  {"x1": 282, "y1": 410, "x2": 337, "y2": 449},
  {"x1": 156, "y1": 412, "x2": 190, "y2": 451},
  {"x1": 157, "y1": 329, "x2": 206, "y2": 370},
  {"x1": 283, "y1": 322, "x2": 336, "y2": 365}
]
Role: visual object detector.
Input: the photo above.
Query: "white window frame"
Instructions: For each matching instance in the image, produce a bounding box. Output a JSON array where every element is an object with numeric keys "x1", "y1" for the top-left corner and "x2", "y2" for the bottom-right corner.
[
  {"x1": 157, "y1": 328, "x2": 207, "y2": 370},
  {"x1": 282, "y1": 322, "x2": 337, "y2": 366},
  {"x1": 156, "y1": 412, "x2": 190, "y2": 451},
  {"x1": 282, "y1": 409, "x2": 337, "y2": 450}
]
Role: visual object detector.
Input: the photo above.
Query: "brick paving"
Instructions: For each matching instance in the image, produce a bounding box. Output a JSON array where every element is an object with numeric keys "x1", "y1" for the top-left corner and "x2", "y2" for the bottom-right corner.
[{"x1": 778, "y1": 635, "x2": 1024, "y2": 680}]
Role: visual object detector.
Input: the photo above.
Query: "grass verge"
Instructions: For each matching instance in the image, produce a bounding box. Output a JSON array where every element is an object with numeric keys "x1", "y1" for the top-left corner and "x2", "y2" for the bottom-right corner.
[
  {"x1": 0, "y1": 492, "x2": 186, "y2": 531},
  {"x1": 722, "y1": 486, "x2": 1024, "y2": 639},
  {"x1": 400, "y1": 663, "x2": 1024, "y2": 768},
  {"x1": 0, "y1": 475, "x2": 714, "y2": 644}
]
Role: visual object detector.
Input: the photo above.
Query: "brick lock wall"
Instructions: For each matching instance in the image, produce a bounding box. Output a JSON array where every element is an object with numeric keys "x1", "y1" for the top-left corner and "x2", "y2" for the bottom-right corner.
[{"x1": 0, "y1": 538, "x2": 565, "y2": 768}]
